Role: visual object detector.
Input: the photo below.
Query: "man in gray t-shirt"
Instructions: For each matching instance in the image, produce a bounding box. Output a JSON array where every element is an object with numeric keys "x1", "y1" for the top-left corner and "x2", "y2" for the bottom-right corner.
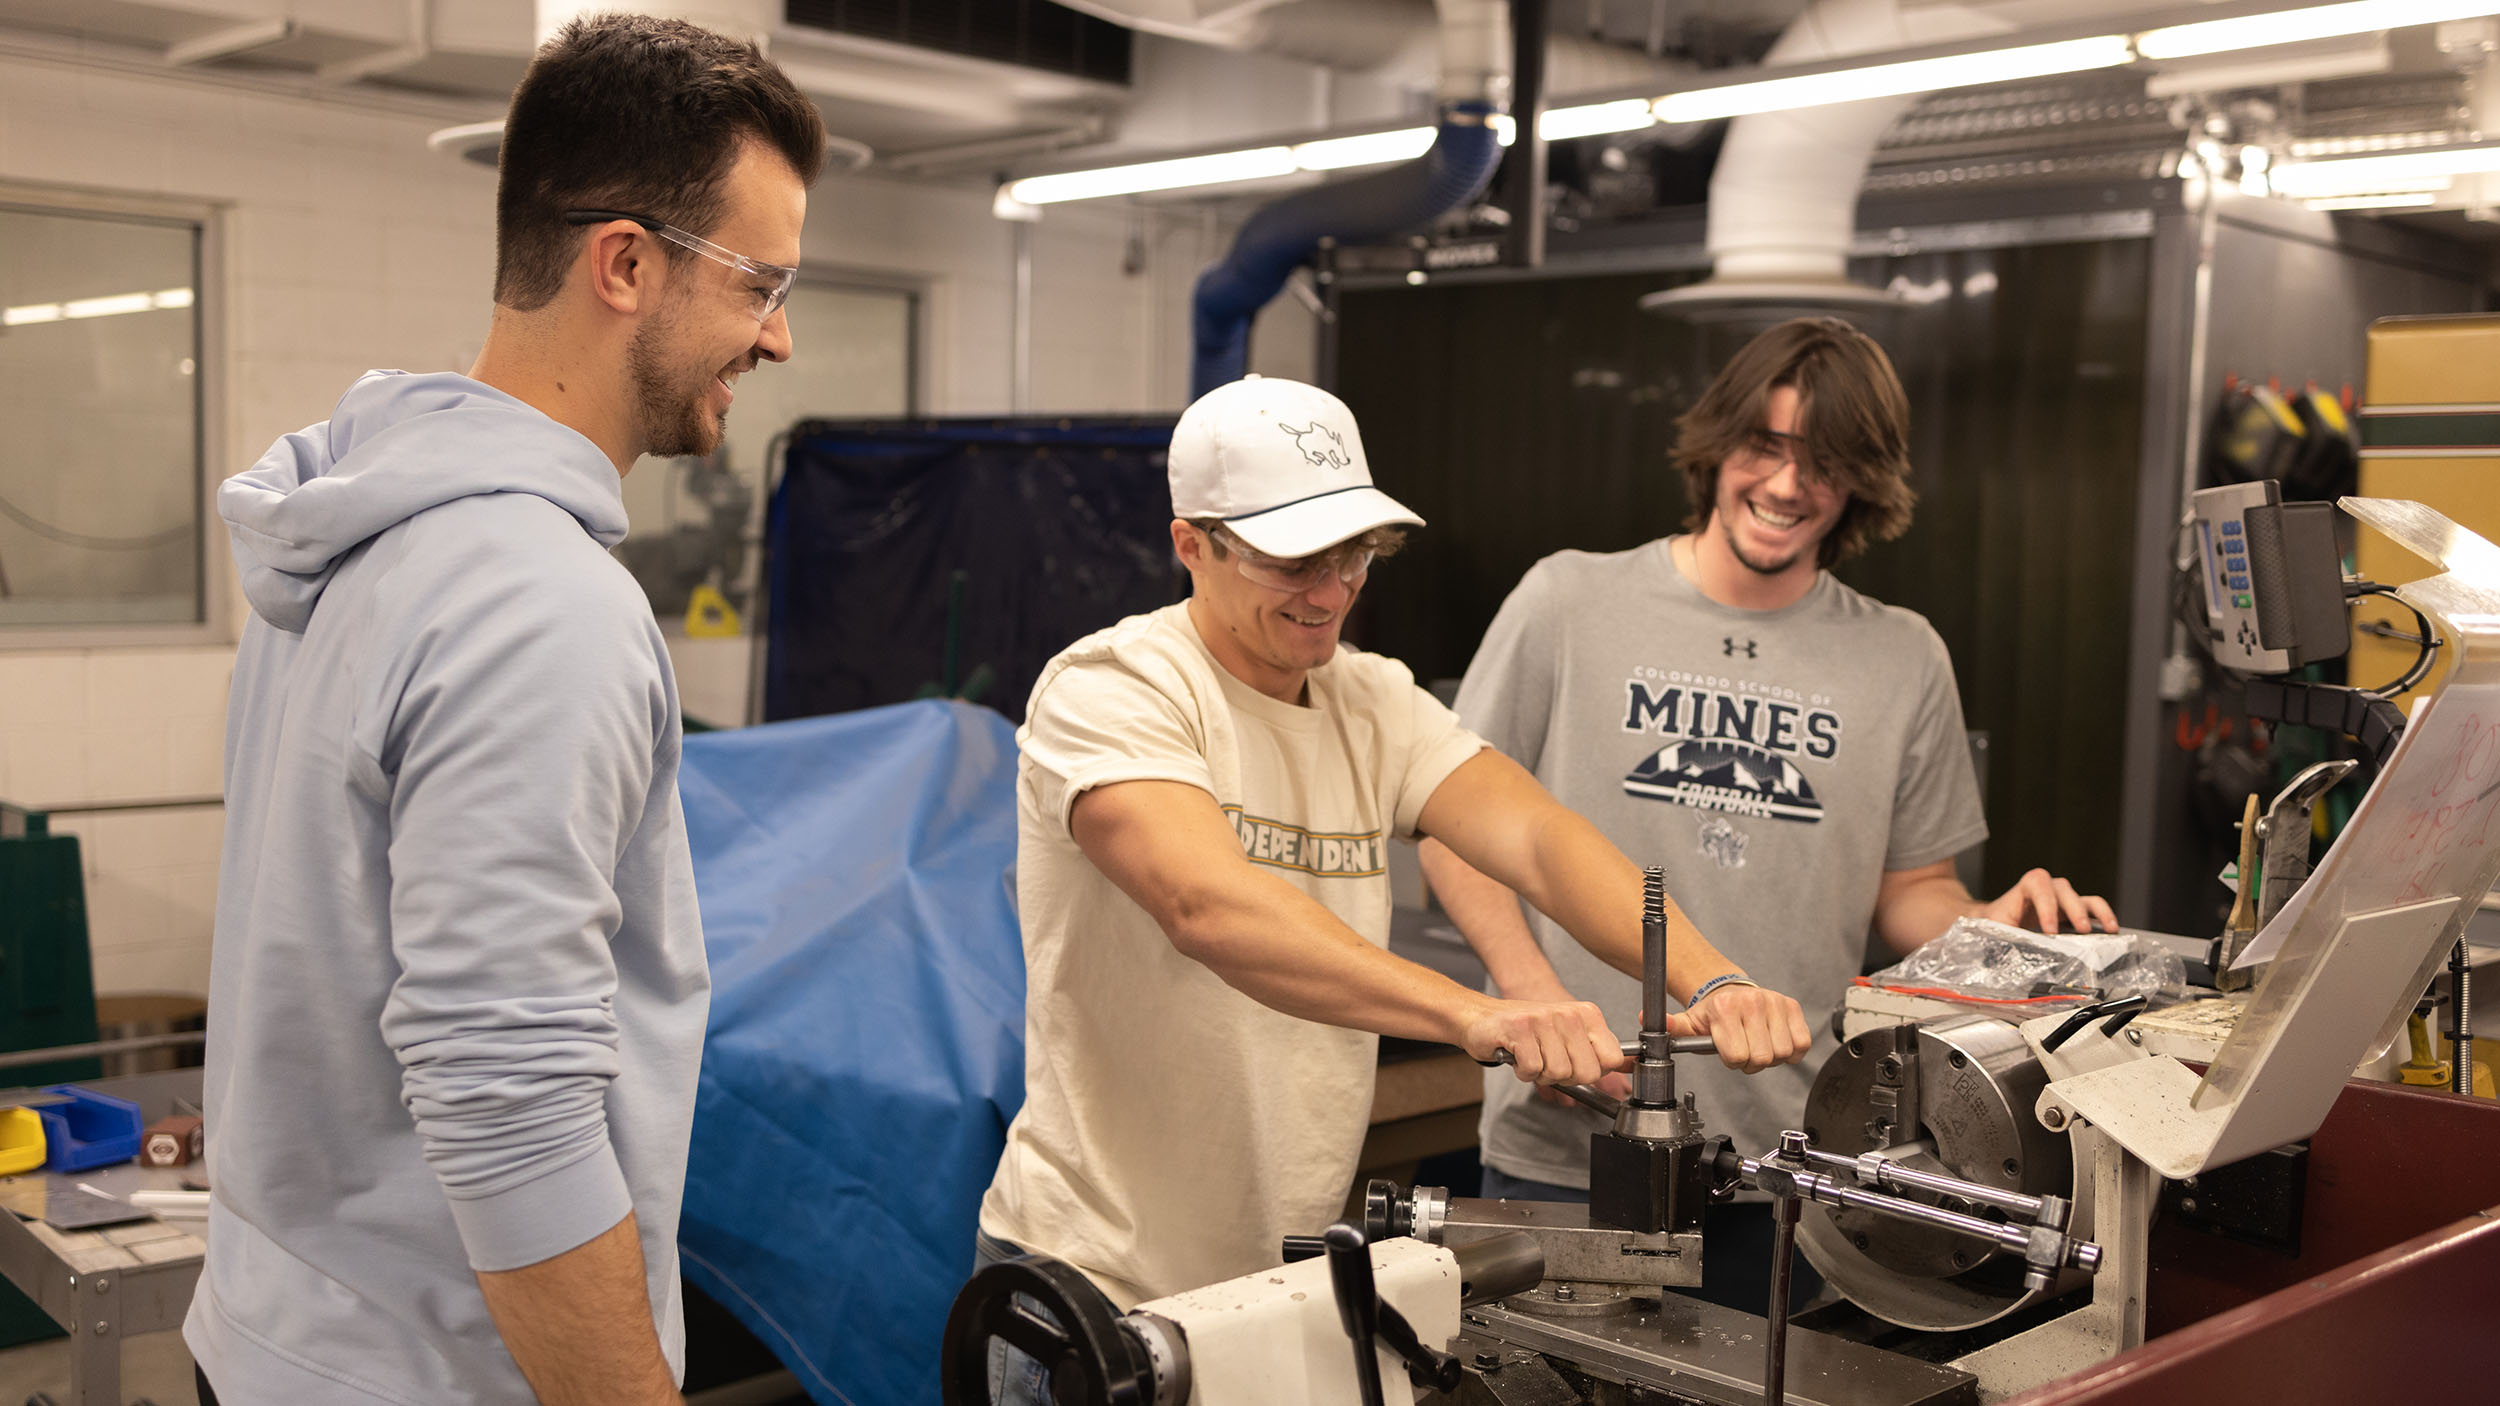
[{"x1": 1420, "y1": 317, "x2": 2113, "y2": 1312}]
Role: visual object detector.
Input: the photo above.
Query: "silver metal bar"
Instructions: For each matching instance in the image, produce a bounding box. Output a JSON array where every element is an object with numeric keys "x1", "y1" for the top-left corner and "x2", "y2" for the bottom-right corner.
[
  {"x1": 71, "y1": 1269, "x2": 119, "y2": 1406},
  {"x1": 1744, "y1": 1158, "x2": 2052, "y2": 1261},
  {"x1": 1764, "y1": 1194, "x2": 1800, "y2": 1406},
  {"x1": 1010, "y1": 221, "x2": 1033, "y2": 413},
  {"x1": 1619, "y1": 1036, "x2": 1718, "y2": 1060},
  {"x1": 0, "y1": 1032, "x2": 204, "y2": 1071},
  {"x1": 1556, "y1": 1083, "x2": 1622, "y2": 1119},
  {"x1": 1795, "y1": 1145, "x2": 2047, "y2": 1220},
  {"x1": 1463, "y1": 1297, "x2": 1978, "y2": 1406}
]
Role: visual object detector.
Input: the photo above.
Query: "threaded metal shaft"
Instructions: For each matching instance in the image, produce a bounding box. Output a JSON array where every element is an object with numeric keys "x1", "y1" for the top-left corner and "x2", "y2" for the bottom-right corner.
[{"x1": 1642, "y1": 865, "x2": 1666, "y2": 1035}]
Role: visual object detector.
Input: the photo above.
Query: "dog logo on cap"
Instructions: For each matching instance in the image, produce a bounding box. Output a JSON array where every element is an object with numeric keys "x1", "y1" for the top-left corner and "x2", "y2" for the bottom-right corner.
[{"x1": 1280, "y1": 422, "x2": 1353, "y2": 472}]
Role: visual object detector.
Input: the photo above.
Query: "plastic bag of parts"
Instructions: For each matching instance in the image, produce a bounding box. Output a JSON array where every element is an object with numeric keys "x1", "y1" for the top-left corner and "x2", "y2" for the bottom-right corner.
[{"x1": 1867, "y1": 918, "x2": 2188, "y2": 1011}]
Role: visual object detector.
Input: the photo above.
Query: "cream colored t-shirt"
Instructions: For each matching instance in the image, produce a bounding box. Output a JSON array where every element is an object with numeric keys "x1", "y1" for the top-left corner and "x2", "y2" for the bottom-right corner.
[{"x1": 979, "y1": 602, "x2": 1487, "y2": 1307}]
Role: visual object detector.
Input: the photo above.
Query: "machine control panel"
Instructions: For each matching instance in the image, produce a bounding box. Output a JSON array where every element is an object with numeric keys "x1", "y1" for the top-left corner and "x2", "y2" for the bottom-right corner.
[
  {"x1": 2194, "y1": 481, "x2": 2288, "y2": 672},
  {"x1": 2191, "y1": 481, "x2": 2348, "y2": 674}
]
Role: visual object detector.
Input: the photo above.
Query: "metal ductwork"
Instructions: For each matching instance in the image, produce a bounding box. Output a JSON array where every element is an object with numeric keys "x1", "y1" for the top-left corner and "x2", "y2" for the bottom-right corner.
[
  {"x1": 1058, "y1": 0, "x2": 1670, "y2": 95},
  {"x1": 1184, "y1": 0, "x2": 1512, "y2": 396},
  {"x1": 1645, "y1": 0, "x2": 2023, "y2": 321},
  {"x1": 1160, "y1": 0, "x2": 1690, "y2": 393},
  {"x1": 1646, "y1": 0, "x2": 2163, "y2": 321}
]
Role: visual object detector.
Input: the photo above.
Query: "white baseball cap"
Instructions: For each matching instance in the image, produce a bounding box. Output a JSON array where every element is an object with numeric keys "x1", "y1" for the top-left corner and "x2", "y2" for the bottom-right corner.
[{"x1": 1169, "y1": 375, "x2": 1424, "y2": 559}]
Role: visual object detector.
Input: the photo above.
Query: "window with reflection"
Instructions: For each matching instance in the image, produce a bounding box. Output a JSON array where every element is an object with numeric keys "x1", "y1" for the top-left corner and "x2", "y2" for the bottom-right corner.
[{"x1": 0, "y1": 199, "x2": 203, "y2": 629}]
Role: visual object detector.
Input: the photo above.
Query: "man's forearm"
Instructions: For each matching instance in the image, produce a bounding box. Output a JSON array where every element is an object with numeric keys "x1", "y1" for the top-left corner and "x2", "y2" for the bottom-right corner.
[
  {"x1": 1168, "y1": 864, "x2": 1497, "y2": 1046},
  {"x1": 475, "y1": 1212, "x2": 680, "y2": 1406},
  {"x1": 1872, "y1": 871, "x2": 1983, "y2": 958},
  {"x1": 1419, "y1": 838, "x2": 1571, "y2": 999}
]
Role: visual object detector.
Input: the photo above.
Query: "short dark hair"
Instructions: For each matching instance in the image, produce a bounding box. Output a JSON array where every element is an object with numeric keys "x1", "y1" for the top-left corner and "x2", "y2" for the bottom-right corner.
[
  {"x1": 1674, "y1": 317, "x2": 1916, "y2": 568},
  {"x1": 494, "y1": 14, "x2": 828, "y2": 311}
]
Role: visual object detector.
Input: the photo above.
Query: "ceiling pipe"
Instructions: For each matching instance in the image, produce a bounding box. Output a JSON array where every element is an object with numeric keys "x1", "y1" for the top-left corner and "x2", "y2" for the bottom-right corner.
[
  {"x1": 1645, "y1": 0, "x2": 2026, "y2": 320},
  {"x1": 1187, "y1": 0, "x2": 1511, "y2": 396},
  {"x1": 1059, "y1": 0, "x2": 1674, "y2": 96}
]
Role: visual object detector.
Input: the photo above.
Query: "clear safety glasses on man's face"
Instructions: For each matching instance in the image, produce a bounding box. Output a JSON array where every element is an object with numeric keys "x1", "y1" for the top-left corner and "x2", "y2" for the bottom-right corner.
[
  {"x1": 1210, "y1": 524, "x2": 1374, "y2": 594},
  {"x1": 564, "y1": 209, "x2": 798, "y2": 322}
]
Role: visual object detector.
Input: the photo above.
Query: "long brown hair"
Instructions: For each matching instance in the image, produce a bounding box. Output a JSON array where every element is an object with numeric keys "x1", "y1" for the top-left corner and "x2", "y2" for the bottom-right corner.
[{"x1": 1674, "y1": 317, "x2": 1915, "y2": 567}]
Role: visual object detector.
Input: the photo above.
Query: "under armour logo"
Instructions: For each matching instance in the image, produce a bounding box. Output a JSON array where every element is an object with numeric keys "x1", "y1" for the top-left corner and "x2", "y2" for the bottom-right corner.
[
  {"x1": 1280, "y1": 421, "x2": 1353, "y2": 471},
  {"x1": 1723, "y1": 637, "x2": 1757, "y2": 659}
]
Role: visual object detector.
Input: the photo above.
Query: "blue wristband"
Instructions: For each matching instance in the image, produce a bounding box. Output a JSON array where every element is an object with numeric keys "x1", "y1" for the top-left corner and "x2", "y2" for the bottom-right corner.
[{"x1": 1689, "y1": 972, "x2": 1759, "y2": 1007}]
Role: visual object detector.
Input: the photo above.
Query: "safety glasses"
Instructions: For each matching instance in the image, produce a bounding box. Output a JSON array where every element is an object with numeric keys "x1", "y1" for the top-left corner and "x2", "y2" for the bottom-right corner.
[
  {"x1": 564, "y1": 209, "x2": 798, "y2": 322},
  {"x1": 1208, "y1": 524, "x2": 1375, "y2": 594}
]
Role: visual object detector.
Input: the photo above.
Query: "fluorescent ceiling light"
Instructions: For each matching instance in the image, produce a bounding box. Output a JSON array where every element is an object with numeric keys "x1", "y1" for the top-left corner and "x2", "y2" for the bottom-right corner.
[
  {"x1": 1286, "y1": 102, "x2": 1650, "y2": 176},
  {"x1": 2304, "y1": 191, "x2": 2440, "y2": 210},
  {"x1": 1294, "y1": 127, "x2": 1433, "y2": 172},
  {"x1": 2271, "y1": 141, "x2": 2500, "y2": 197},
  {"x1": 1020, "y1": 99, "x2": 1655, "y2": 202},
  {"x1": 1540, "y1": 99, "x2": 1655, "y2": 142},
  {"x1": 2139, "y1": 0, "x2": 2500, "y2": 61},
  {"x1": 1656, "y1": 34, "x2": 2133, "y2": 124},
  {"x1": 1009, "y1": 2, "x2": 2500, "y2": 208},
  {"x1": 66, "y1": 293, "x2": 156, "y2": 319},
  {"x1": 1008, "y1": 147, "x2": 1296, "y2": 204},
  {"x1": 3, "y1": 287, "x2": 193, "y2": 327}
]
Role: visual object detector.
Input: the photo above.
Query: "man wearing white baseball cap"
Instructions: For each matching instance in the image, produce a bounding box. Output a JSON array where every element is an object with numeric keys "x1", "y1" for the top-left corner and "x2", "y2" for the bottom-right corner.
[{"x1": 973, "y1": 375, "x2": 1810, "y2": 1398}]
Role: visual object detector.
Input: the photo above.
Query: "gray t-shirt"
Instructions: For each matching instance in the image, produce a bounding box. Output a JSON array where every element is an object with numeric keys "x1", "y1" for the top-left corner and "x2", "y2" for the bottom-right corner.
[{"x1": 1457, "y1": 539, "x2": 1986, "y2": 1185}]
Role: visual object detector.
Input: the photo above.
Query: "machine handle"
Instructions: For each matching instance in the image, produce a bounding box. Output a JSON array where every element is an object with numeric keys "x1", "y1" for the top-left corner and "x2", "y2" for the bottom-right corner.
[
  {"x1": 1474, "y1": 1035, "x2": 1715, "y2": 1068},
  {"x1": 2040, "y1": 994, "x2": 2150, "y2": 1052},
  {"x1": 1322, "y1": 1225, "x2": 1389, "y2": 1406}
]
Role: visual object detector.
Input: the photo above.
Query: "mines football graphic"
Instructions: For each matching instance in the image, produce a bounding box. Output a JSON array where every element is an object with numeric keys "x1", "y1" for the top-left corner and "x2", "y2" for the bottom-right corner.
[{"x1": 1623, "y1": 738, "x2": 1823, "y2": 822}]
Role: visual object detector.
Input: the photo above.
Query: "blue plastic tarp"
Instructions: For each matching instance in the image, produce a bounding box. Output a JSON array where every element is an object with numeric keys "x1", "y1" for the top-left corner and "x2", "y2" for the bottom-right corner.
[{"x1": 676, "y1": 700, "x2": 1024, "y2": 1406}]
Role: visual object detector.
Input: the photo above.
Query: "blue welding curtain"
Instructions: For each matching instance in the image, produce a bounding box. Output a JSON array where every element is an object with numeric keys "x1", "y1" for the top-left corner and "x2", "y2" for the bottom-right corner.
[
  {"x1": 762, "y1": 417, "x2": 1182, "y2": 725},
  {"x1": 676, "y1": 700, "x2": 1023, "y2": 1406}
]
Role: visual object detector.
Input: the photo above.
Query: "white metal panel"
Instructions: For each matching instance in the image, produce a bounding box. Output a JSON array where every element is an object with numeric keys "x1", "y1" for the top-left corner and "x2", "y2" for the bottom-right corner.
[{"x1": 1135, "y1": 1236, "x2": 1464, "y2": 1406}]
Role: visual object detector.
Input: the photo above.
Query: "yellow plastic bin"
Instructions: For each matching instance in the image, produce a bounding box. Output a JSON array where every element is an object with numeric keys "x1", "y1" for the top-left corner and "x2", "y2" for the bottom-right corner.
[{"x1": 0, "y1": 1105, "x2": 44, "y2": 1176}]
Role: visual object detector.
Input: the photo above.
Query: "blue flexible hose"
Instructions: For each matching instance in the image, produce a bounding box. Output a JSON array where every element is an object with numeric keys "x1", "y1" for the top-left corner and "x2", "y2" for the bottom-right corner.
[{"x1": 1189, "y1": 101, "x2": 1503, "y2": 398}]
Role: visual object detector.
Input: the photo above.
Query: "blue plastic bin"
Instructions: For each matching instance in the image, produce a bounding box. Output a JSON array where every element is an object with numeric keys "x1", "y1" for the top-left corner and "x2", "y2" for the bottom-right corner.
[{"x1": 35, "y1": 1085, "x2": 142, "y2": 1173}]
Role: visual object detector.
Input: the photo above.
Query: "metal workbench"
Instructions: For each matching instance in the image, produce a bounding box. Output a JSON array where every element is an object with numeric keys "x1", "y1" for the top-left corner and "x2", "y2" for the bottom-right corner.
[{"x1": 0, "y1": 1069, "x2": 206, "y2": 1406}]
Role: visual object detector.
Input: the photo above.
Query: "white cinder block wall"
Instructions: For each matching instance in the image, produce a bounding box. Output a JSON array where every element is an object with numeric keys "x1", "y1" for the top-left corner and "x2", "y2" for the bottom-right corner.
[{"x1": 0, "y1": 46, "x2": 1316, "y2": 998}]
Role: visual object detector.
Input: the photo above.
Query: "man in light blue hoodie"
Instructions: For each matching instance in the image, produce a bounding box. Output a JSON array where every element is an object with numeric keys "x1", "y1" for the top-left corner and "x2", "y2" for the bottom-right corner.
[{"x1": 187, "y1": 16, "x2": 824, "y2": 1405}]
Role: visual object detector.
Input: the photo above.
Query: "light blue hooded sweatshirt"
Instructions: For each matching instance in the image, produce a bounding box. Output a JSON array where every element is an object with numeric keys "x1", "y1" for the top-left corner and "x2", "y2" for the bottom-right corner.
[{"x1": 184, "y1": 370, "x2": 709, "y2": 1403}]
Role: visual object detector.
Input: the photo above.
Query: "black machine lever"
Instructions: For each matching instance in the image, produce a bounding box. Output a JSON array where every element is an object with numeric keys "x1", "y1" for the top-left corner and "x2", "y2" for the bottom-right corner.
[
  {"x1": 2040, "y1": 994, "x2": 2150, "y2": 1053},
  {"x1": 1321, "y1": 1223, "x2": 1463, "y2": 1403},
  {"x1": 1322, "y1": 1225, "x2": 1386, "y2": 1406}
]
